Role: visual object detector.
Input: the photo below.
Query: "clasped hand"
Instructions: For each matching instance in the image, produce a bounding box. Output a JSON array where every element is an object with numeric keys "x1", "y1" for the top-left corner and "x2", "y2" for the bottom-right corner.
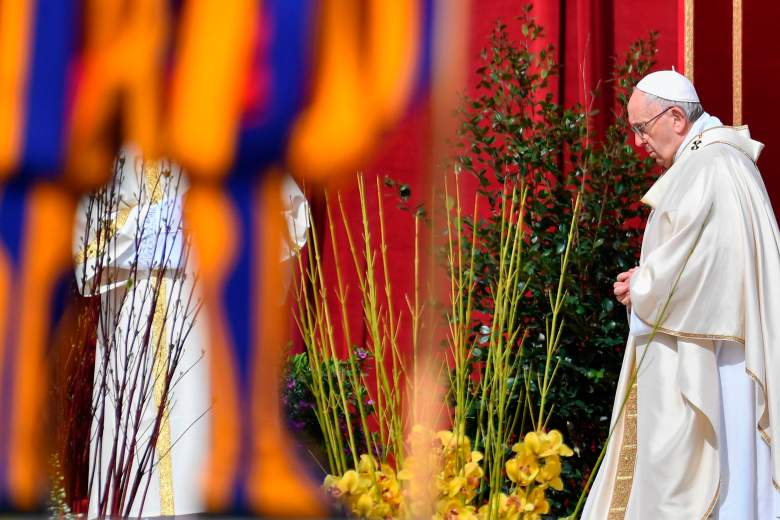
[{"x1": 613, "y1": 267, "x2": 638, "y2": 308}]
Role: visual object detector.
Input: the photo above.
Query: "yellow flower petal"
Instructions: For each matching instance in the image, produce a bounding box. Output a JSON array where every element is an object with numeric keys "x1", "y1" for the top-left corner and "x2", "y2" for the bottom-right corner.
[
  {"x1": 524, "y1": 431, "x2": 541, "y2": 453},
  {"x1": 447, "y1": 476, "x2": 465, "y2": 497},
  {"x1": 558, "y1": 443, "x2": 574, "y2": 457},
  {"x1": 354, "y1": 492, "x2": 375, "y2": 516},
  {"x1": 338, "y1": 470, "x2": 360, "y2": 494},
  {"x1": 437, "y1": 430, "x2": 454, "y2": 446},
  {"x1": 358, "y1": 454, "x2": 377, "y2": 474}
]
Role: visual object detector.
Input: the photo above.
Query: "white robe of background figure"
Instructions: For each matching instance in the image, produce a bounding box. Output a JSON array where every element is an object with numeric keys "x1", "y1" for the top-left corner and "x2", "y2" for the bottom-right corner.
[{"x1": 73, "y1": 145, "x2": 210, "y2": 518}]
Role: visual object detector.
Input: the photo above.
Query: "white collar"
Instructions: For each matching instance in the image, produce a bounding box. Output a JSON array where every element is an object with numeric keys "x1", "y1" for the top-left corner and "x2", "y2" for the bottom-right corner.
[
  {"x1": 641, "y1": 124, "x2": 763, "y2": 208},
  {"x1": 673, "y1": 112, "x2": 722, "y2": 163}
]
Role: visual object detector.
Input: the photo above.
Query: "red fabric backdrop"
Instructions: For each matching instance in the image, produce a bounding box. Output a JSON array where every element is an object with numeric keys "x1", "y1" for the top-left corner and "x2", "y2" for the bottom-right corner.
[
  {"x1": 305, "y1": 0, "x2": 780, "y2": 361},
  {"x1": 678, "y1": 0, "x2": 780, "y2": 209},
  {"x1": 741, "y1": 1, "x2": 780, "y2": 211}
]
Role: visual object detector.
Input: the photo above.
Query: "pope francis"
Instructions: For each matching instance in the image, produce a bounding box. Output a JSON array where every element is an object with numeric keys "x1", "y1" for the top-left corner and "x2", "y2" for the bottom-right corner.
[{"x1": 582, "y1": 71, "x2": 780, "y2": 519}]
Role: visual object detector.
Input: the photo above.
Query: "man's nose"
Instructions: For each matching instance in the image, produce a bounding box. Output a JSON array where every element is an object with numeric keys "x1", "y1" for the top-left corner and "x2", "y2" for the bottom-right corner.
[{"x1": 634, "y1": 132, "x2": 646, "y2": 147}]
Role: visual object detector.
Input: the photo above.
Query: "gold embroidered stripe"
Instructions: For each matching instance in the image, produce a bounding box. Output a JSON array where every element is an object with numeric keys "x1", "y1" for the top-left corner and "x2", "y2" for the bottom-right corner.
[
  {"x1": 152, "y1": 278, "x2": 175, "y2": 514},
  {"x1": 73, "y1": 206, "x2": 133, "y2": 265},
  {"x1": 684, "y1": 0, "x2": 694, "y2": 81},
  {"x1": 732, "y1": 0, "x2": 742, "y2": 125},
  {"x1": 608, "y1": 381, "x2": 637, "y2": 519}
]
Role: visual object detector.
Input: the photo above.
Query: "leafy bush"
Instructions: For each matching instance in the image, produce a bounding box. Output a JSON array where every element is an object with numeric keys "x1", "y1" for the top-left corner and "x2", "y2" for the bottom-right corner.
[
  {"x1": 284, "y1": 349, "x2": 376, "y2": 472},
  {"x1": 284, "y1": 5, "x2": 662, "y2": 517},
  {"x1": 451, "y1": 5, "x2": 659, "y2": 514}
]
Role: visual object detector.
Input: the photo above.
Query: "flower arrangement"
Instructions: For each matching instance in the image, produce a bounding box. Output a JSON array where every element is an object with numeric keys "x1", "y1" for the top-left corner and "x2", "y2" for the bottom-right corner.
[{"x1": 323, "y1": 426, "x2": 573, "y2": 520}]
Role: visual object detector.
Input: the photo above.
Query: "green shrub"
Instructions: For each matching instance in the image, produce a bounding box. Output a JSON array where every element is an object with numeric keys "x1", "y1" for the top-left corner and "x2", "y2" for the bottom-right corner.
[{"x1": 450, "y1": 5, "x2": 659, "y2": 514}]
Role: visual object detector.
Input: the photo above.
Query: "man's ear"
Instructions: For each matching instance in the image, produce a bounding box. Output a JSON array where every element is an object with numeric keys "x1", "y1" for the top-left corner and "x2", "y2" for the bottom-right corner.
[{"x1": 670, "y1": 106, "x2": 688, "y2": 134}]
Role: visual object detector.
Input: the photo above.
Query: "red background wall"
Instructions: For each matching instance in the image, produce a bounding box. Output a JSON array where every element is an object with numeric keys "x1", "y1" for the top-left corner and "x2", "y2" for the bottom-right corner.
[{"x1": 307, "y1": 0, "x2": 780, "y2": 361}]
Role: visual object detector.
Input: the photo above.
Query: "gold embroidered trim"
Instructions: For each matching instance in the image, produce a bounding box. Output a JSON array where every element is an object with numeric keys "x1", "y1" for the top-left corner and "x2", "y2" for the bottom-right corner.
[
  {"x1": 732, "y1": 0, "x2": 743, "y2": 126},
  {"x1": 143, "y1": 160, "x2": 168, "y2": 205},
  {"x1": 701, "y1": 479, "x2": 720, "y2": 520},
  {"x1": 633, "y1": 315, "x2": 746, "y2": 345},
  {"x1": 608, "y1": 380, "x2": 637, "y2": 518},
  {"x1": 653, "y1": 325, "x2": 745, "y2": 344},
  {"x1": 684, "y1": 0, "x2": 694, "y2": 81},
  {"x1": 73, "y1": 206, "x2": 133, "y2": 265},
  {"x1": 745, "y1": 367, "x2": 773, "y2": 446},
  {"x1": 677, "y1": 125, "x2": 755, "y2": 162},
  {"x1": 151, "y1": 278, "x2": 175, "y2": 514}
]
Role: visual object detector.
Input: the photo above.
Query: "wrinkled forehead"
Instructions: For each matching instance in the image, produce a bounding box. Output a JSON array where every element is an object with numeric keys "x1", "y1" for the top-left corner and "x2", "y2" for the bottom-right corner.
[{"x1": 627, "y1": 88, "x2": 661, "y2": 123}]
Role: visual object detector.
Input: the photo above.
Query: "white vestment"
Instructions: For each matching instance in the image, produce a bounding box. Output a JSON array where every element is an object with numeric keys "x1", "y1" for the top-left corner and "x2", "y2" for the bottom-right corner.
[
  {"x1": 73, "y1": 147, "x2": 210, "y2": 518},
  {"x1": 583, "y1": 124, "x2": 780, "y2": 519}
]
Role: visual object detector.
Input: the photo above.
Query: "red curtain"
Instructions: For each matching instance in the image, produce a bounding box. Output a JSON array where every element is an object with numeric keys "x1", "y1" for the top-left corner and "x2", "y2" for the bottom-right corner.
[
  {"x1": 306, "y1": 0, "x2": 680, "y2": 360},
  {"x1": 741, "y1": 1, "x2": 780, "y2": 210},
  {"x1": 686, "y1": 0, "x2": 780, "y2": 207}
]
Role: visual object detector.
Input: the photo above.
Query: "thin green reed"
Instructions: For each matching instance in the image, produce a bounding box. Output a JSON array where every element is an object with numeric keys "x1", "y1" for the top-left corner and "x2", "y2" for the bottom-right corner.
[
  {"x1": 440, "y1": 172, "x2": 581, "y2": 518},
  {"x1": 483, "y1": 184, "x2": 531, "y2": 519},
  {"x1": 294, "y1": 212, "x2": 348, "y2": 474},
  {"x1": 446, "y1": 172, "x2": 479, "y2": 450},
  {"x1": 375, "y1": 176, "x2": 409, "y2": 466},
  {"x1": 295, "y1": 176, "x2": 418, "y2": 473},
  {"x1": 324, "y1": 192, "x2": 374, "y2": 462},
  {"x1": 537, "y1": 194, "x2": 582, "y2": 431},
  {"x1": 294, "y1": 171, "x2": 583, "y2": 518}
]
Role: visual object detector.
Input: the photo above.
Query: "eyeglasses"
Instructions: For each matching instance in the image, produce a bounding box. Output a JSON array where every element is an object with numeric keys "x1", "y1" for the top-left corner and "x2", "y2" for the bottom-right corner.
[{"x1": 630, "y1": 106, "x2": 673, "y2": 136}]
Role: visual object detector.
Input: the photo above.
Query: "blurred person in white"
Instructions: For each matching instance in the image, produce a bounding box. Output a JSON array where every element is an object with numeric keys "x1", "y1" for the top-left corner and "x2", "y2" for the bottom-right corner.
[
  {"x1": 73, "y1": 145, "x2": 209, "y2": 518},
  {"x1": 72, "y1": 144, "x2": 310, "y2": 518}
]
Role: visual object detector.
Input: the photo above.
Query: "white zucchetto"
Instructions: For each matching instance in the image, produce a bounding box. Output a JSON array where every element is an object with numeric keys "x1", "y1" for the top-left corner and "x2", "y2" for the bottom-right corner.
[{"x1": 636, "y1": 70, "x2": 700, "y2": 103}]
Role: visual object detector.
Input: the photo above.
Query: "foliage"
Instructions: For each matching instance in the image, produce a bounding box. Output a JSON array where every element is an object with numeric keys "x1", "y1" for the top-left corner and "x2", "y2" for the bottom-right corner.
[
  {"x1": 283, "y1": 350, "x2": 375, "y2": 468},
  {"x1": 291, "y1": 175, "x2": 418, "y2": 476},
  {"x1": 290, "y1": 166, "x2": 581, "y2": 519},
  {"x1": 286, "y1": 5, "x2": 661, "y2": 517},
  {"x1": 450, "y1": 5, "x2": 659, "y2": 513}
]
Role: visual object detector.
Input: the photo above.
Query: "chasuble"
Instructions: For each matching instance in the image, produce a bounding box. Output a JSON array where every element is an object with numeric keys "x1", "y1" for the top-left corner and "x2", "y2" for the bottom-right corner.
[
  {"x1": 73, "y1": 147, "x2": 210, "y2": 518},
  {"x1": 584, "y1": 125, "x2": 780, "y2": 519}
]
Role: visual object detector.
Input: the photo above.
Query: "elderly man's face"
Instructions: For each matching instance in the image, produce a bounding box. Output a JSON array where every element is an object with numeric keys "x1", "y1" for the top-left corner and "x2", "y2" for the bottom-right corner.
[{"x1": 627, "y1": 90, "x2": 686, "y2": 168}]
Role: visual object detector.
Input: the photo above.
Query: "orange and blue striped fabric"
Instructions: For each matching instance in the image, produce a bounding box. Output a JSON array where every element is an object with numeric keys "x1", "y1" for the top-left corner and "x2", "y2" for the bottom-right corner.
[
  {"x1": 0, "y1": 0, "x2": 78, "y2": 180},
  {"x1": 0, "y1": 0, "x2": 81, "y2": 509},
  {"x1": 0, "y1": 0, "x2": 441, "y2": 513},
  {"x1": 0, "y1": 181, "x2": 77, "y2": 509}
]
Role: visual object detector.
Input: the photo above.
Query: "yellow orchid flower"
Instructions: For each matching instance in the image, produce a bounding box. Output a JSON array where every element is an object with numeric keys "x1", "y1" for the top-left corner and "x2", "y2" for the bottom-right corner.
[
  {"x1": 323, "y1": 474, "x2": 341, "y2": 497},
  {"x1": 437, "y1": 430, "x2": 455, "y2": 447},
  {"x1": 521, "y1": 486, "x2": 551, "y2": 519},
  {"x1": 335, "y1": 469, "x2": 361, "y2": 495},
  {"x1": 436, "y1": 497, "x2": 478, "y2": 520},
  {"x1": 354, "y1": 492, "x2": 376, "y2": 517},
  {"x1": 537, "y1": 430, "x2": 574, "y2": 458},
  {"x1": 358, "y1": 453, "x2": 378, "y2": 475},
  {"x1": 537, "y1": 455, "x2": 563, "y2": 490},
  {"x1": 478, "y1": 493, "x2": 522, "y2": 520},
  {"x1": 464, "y1": 460, "x2": 484, "y2": 484},
  {"x1": 446, "y1": 475, "x2": 466, "y2": 498},
  {"x1": 521, "y1": 431, "x2": 542, "y2": 455},
  {"x1": 505, "y1": 444, "x2": 540, "y2": 486}
]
